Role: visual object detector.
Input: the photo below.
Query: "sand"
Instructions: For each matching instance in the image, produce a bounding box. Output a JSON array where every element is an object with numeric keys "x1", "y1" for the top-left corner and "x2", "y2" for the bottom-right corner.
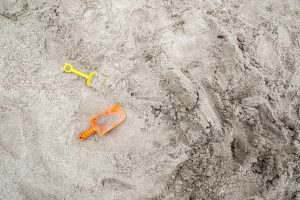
[{"x1": 0, "y1": 0, "x2": 300, "y2": 199}]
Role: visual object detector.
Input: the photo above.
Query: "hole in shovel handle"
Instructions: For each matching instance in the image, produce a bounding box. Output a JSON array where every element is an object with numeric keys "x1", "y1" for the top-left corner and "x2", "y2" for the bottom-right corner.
[{"x1": 64, "y1": 63, "x2": 74, "y2": 73}]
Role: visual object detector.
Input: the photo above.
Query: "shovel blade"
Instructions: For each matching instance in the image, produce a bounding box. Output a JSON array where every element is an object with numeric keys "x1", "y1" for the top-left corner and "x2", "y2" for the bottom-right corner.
[{"x1": 90, "y1": 103, "x2": 126, "y2": 136}]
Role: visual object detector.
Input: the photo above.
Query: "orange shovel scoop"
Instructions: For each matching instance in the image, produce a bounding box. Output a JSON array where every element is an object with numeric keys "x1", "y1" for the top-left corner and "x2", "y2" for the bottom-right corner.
[{"x1": 79, "y1": 103, "x2": 126, "y2": 140}]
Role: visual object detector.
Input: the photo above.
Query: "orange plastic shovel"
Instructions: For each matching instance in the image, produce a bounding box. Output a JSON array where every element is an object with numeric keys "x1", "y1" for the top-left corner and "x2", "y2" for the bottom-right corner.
[{"x1": 79, "y1": 103, "x2": 126, "y2": 140}]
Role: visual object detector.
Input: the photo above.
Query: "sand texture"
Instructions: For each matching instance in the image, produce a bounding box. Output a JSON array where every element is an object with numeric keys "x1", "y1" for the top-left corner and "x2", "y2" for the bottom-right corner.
[{"x1": 1, "y1": 0, "x2": 300, "y2": 199}]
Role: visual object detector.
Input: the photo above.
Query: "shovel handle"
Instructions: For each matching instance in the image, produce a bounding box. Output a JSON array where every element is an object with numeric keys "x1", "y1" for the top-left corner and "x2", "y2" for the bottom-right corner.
[{"x1": 79, "y1": 126, "x2": 96, "y2": 140}]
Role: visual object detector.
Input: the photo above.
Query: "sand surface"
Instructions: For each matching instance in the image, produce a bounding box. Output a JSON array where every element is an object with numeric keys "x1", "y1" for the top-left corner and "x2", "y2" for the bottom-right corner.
[{"x1": 0, "y1": 0, "x2": 300, "y2": 199}]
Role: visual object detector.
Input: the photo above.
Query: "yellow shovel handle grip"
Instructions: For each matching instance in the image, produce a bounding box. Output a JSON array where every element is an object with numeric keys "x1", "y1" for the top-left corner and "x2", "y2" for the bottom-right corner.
[{"x1": 64, "y1": 63, "x2": 96, "y2": 87}]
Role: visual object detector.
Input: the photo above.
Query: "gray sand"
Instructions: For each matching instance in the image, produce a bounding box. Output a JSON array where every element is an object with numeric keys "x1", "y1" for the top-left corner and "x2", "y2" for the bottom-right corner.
[{"x1": 0, "y1": 0, "x2": 300, "y2": 199}]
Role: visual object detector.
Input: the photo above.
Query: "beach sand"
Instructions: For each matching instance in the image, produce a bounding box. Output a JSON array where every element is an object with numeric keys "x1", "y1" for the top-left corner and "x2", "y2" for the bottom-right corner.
[{"x1": 0, "y1": 0, "x2": 300, "y2": 199}]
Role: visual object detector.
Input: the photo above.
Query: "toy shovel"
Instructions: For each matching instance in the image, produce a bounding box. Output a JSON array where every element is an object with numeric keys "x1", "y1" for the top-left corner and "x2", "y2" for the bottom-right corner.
[
  {"x1": 64, "y1": 63, "x2": 96, "y2": 87},
  {"x1": 79, "y1": 103, "x2": 126, "y2": 140}
]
